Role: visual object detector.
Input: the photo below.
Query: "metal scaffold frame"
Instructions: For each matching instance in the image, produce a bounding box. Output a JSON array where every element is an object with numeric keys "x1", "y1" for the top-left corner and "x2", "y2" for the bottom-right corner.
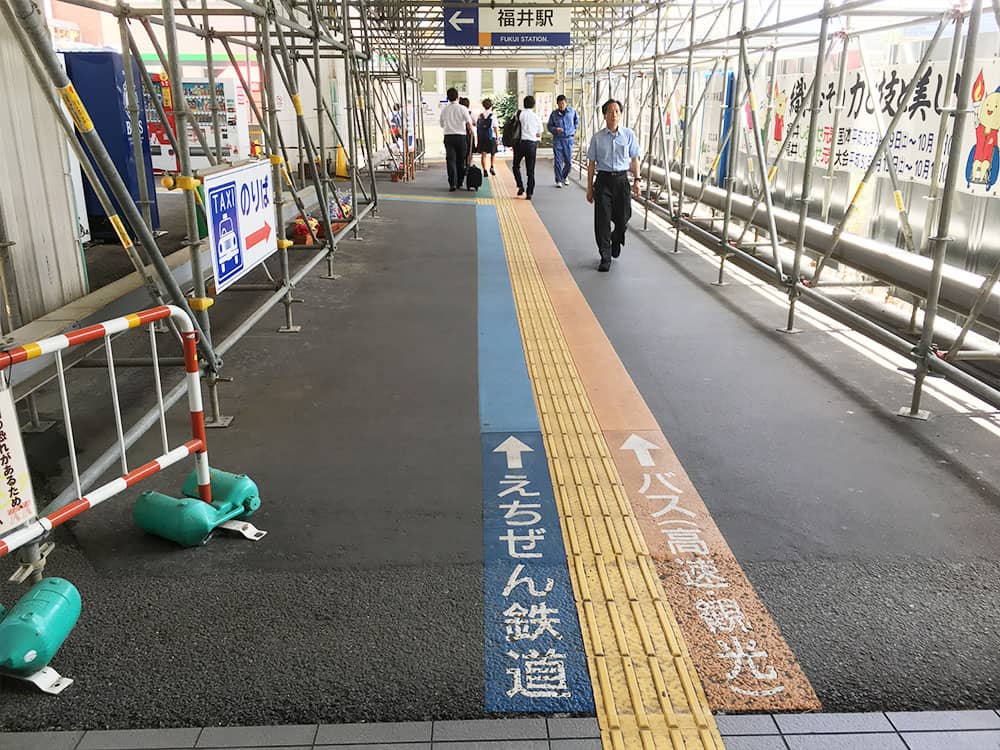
[
  {"x1": 1, "y1": 0, "x2": 422, "y2": 564},
  {"x1": 562, "y1": 0, "x2": 1000, "y2": 418}
]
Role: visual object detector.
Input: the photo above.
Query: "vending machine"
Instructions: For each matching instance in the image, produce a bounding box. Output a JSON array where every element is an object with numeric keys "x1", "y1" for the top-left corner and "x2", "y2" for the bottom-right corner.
[
  {"x1": 61, "y1": 50, "x2": 160, "y2": 237},
  {"x1": 145, "y1": 75, "x2": 251, "y2": 173}
]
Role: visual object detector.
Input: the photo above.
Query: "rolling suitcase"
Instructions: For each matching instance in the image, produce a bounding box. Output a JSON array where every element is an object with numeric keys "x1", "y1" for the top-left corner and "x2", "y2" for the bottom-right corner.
[{"x1": 465, "y1": 165, "x2": 483, "y2": 191}]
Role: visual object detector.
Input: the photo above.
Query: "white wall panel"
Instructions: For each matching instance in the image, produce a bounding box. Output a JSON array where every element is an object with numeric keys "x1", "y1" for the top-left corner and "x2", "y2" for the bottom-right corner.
[{"x1": 0, "y1": 22, "x2": 87, "y2": 326}]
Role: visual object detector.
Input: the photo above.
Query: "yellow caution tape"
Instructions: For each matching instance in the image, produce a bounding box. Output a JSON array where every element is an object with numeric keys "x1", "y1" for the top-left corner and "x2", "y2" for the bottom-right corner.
[
  {"x1": 175, "y1": 175, "x2": 199, "y2": 191},
  {"x1": 767, "y1": 165, "x2": 777, "y2": 183},
  {"x1": 748, "y1": 92, "x2": 757, "y2": 112},
  {"x1": 292, "y1": 94, "x2": 303, "y2": 116},
  {"x1": 710, "y1": 154, "x2": 721, "y2": 170},
  {"x1": 58, "y1": 84, "x2": 94, "y2": 133},
  {"x1": 277, "y1": 239, "x2": 294, "y2": 249},
  {"x1": 850, "y1": 180, "x2": 866, "y2": 207},
  {"x1": 893, "y1": 189, "x2": 904, "y2": 212},
  {"x1": 188, "y1": 297, "x2": 214, "y2": 311},
  {"x1": 108, "y1": 215, "x2": 133, "y2": 249},
  {"x1": 269, "y1": 154, "x2": 284, "y2": 165}
]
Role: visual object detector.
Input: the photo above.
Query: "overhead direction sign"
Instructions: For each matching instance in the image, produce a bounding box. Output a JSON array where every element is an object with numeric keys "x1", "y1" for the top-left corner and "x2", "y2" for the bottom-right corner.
[
  {"x1": 444, "y1": 0, "x2": 571, "y2": 47},
  {"x1": 204, "y1": 161, "x2": 278, "y2": 293}
]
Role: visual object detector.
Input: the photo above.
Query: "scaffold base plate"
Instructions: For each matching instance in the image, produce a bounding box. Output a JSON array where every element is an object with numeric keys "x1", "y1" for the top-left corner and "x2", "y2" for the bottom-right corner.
[
  {"x1": 205, "y1": 416, "x2": 235, "y2": 429},
  {"x1": 776, "y1": 327, "x2": 803, "y2": 335},
  {"x1": 218, "y1": 520, "x2": 267, "y2": 541},
  {"x1": 897, "y1": 407, "x2": 931, "y2": 421},
  {"x1": 2, "y1": 666, "x2": 73, "y2": 695}
]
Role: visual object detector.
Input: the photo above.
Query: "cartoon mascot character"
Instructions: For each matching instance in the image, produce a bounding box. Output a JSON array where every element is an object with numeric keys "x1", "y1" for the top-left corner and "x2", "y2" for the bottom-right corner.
[
  {"x1": 773, "y1": 86, "x2": 788, "y2": 142},
  {"x1": 967, "y1": 70, "x2": 1000, "y2": 189}
]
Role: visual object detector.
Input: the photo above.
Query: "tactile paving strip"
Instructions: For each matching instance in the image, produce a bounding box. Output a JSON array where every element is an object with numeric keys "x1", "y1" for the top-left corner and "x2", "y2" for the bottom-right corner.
[{"x1": 484, "y1": 174, "x2": 724, "y2": 750}]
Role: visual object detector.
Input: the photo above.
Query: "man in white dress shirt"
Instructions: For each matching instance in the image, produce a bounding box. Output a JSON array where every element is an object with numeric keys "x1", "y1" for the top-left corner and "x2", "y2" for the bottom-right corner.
[
  {"x1": 513, "y1": 96, "x2": 543, "y2": 200},
  {"x1": 439, "y1": 87, "x2": 475, "y2": 191}
]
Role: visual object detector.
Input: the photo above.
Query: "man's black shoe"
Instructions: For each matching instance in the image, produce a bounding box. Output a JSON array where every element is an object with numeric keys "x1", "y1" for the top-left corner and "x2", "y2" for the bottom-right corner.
[
  {"x1": 517, "y1": 188, "x2": 525, "y2": 196},
  {"x1": 598, "y1": 260, "x2": 611, "y2": 272},
  {"x1": 611, "y1": 243, "x2": 621, "y2": 258},
  {"x1": 526, "y1": 194, "x2": 532, "y2": 200},
  {"x1": 449, "y1": 187, "x2": 457, "y2": 192}
]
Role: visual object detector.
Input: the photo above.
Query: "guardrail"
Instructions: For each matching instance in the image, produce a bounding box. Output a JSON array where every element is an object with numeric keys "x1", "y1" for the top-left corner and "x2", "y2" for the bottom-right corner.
[{"x1": 0, "y1": 305, "x2": 209, "y2": 559}]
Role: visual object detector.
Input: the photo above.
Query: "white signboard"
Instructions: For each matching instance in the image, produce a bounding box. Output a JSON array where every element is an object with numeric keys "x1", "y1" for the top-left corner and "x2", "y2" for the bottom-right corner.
[
  {"x1": 204, "y1": 161, "x2": 277, "y2": 292},
  {"x1": 0, "y1": 387, "x2": 36, "y2": 533}
]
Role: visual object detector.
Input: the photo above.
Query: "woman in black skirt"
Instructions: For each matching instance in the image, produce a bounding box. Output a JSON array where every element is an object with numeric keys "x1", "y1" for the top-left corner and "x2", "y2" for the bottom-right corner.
[{"x1": 475, "y1": 98, "x2": 499, "y2": 177}]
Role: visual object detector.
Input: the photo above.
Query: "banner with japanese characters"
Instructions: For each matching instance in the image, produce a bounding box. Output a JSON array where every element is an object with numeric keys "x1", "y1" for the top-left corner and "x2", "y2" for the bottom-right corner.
[
  {"x1": 769, "y1": 58, "x2": 1000, "y2": 196},
  {"x1": 0, "y1": 386, "x2": 37, "y2": 533}
]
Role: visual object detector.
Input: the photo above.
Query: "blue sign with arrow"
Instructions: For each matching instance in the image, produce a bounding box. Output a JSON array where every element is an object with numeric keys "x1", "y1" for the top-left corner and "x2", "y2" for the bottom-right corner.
[{"x1": 444, "y1": 5, "x2": 478, "y2": 46}]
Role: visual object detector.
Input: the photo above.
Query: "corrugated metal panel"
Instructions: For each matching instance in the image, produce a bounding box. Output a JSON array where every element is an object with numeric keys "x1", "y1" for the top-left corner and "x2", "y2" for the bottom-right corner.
[{"x1": 0, "y1": 22, "x2": 87, "y2": 326}]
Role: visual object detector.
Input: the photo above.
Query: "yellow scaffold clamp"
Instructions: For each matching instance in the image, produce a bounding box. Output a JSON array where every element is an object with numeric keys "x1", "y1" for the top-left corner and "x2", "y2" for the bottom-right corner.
[
  {"x1": 175, "y1": 175, "x2": 200, "y2": 191},
  {"x1": 189, "y1": 297, "x2": 215, "y2": 312},
  {"x1": 277, "y1": 239, "x2": 294, "y2": 249}
]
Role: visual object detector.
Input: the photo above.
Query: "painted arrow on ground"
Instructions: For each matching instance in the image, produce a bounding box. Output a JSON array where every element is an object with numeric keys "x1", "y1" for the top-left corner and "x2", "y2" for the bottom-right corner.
[
  {"x1": 494, "y1": 436, "x2": 533, "y2": 469},
  {"x1": 246, "y1": 221, "x2": 272, "y2": 249},
  {"x1": 620, "y1": 434, "x2": 660, "y2": 467},
  {"x1": 448, "y1": 10, "x2": 474, "y2": 31}
]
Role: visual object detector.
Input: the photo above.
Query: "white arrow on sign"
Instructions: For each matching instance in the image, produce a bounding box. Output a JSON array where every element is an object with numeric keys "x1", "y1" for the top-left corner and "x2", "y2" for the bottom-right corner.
[
  {"x1": 620, "y1": 434, "x2": 660, "y2": 467},
  {"x1": 449, "y1": 10, "x2": 474, "y2": 31},
  {"x1": 494, "y1": 436, "x2": 533, "y2": 469}
]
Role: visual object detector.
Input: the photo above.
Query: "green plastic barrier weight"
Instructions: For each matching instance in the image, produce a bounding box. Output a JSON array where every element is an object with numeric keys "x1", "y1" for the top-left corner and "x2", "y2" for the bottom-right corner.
[
  {"x1": 0, "y1": 578, "x2": 81, "y2": 673},
  {"x1": 133, "y1": 469, "x2": 261, "y2": 547}
]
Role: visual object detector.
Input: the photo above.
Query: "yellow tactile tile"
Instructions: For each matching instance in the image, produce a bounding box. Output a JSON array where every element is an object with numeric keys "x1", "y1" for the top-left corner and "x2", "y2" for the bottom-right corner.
[{"x1": 485, "y1": 173, "x2": 724, "y2": 749}]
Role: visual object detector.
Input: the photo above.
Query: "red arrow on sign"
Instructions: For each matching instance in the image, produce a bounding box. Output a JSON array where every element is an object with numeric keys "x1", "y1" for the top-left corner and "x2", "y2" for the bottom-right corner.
[{"x1": 246, "y1": 221, "x2": 272, "y2": 249}]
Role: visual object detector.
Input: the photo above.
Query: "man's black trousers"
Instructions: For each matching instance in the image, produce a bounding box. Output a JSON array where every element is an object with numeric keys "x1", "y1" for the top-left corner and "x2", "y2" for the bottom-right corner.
[
  {"x1": 593, "y1": 172, "x2": 632, "y2": 261},
  {"x1": 513, "y1": 141, "x2": 538, "y2": 196},
  {"x1": 444, "y1": 134, "x2": 467, "y2": 188}
]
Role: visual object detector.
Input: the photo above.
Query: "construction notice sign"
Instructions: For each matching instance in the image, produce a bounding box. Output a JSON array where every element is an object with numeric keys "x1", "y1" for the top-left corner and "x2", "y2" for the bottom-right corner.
[
  {"x1": 0, "y1": 386, "x2": 36, "y2": 532},
  {"x1": 204, "y1": 161, "x2": 277, "y2": 292}
]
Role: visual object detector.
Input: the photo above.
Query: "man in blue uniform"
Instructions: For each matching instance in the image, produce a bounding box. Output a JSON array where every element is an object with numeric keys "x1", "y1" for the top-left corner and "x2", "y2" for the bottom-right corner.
[
  {"x1": 586, "y1": 99, "x2": 641, "y2": 272},
  {"x1": 547, "y1": 94, "x2": 579, "y2": 188}
]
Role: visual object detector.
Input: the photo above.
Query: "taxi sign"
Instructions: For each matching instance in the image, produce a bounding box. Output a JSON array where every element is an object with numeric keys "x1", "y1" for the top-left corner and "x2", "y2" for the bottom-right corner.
[{"x1": 204, "y1": 161, "x2": 278, "y2": 292}]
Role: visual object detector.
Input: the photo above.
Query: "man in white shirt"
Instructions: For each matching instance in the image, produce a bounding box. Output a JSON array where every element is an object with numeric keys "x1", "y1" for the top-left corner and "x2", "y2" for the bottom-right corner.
[
  {"x1": 513, "y1": 95, "x2": 543, "y2": 200},
  {"x1": 439, "y1": 87, "x2": 476, "y2": 191}
]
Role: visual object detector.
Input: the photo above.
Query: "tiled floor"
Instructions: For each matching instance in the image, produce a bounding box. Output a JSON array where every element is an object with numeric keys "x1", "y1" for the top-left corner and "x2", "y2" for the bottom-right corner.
[
  {"x1": 3, "y1": 713, "x2": 1000, "y2": 749},
  {"x1": 0, "y1": 718, "x2": 600, "y2": 750},
  {"x1": 718, "y1": 710, "x2": 1000, "y2": 749}
]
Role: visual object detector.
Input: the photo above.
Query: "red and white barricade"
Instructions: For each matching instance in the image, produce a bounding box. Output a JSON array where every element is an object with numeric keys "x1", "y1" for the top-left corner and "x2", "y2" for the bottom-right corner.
[{"x1": 0, "y1": 305, "x2": 210, "y2": 558}]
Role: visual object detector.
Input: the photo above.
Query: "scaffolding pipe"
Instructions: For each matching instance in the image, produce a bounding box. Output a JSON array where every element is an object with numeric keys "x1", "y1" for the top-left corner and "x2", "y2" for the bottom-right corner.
[
  {"x1": 785, "y1": 0, "x2": 832, "y2": 329},
  {"x1": 907, "y1": 0, "x2": 982, "y2": 417},
  {"x1": 6, "y1": 0, "x2": 218, "y2": 370},
  {"x1": 673, "y1": 0, "x2": 697, "y2": 254}
]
